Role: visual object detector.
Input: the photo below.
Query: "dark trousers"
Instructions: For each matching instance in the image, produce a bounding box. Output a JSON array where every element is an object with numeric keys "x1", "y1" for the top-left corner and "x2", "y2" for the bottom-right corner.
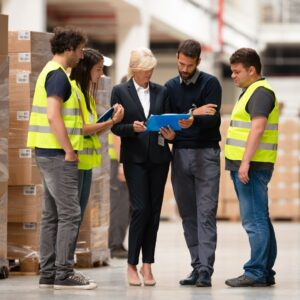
[
  {"x1": 109, "y1": 160, "x2": 130, "y2": 250},
  {"x1": 172, "y1": 148, "x2": 220, "y2": 276},
  {"x1": 78, "y1": 169, "x2": 93, "y2": 220},
  {"x1": 123, "y1": 161, "x2": 169, "y2": 265}
]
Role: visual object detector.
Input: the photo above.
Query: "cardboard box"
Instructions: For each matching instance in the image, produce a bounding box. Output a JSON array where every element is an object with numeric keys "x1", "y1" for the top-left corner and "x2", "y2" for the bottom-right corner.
[
  {"x1": 0, "y1": 55, "x2": 9, "y2": 137},
  {"x1": 77, "y1": 226, "x2": 108, "y2": 250},
  {"x1": 0, "y1": 138, "x2": 8, "y2": 183},
  {"x1": 0, "y1": 15, "x2": 8, "y2": 55},
  {"x1": 9, "y1": 52, "x2": 50, "y2": 72},
  {"x1": 7, "y1": 222, "x2": 40, "y2": 251},
  {"x1": 8, "y1": 31, "x2": 53, "y2": 53},
  {"x1": 8, "y1": 110, "x2": 30, "y2": 149},
  {"x1": 9, "y1": 70, "x2": 38, "y2": 101},
  {"x1": 8, "y1": 185, "x2": 42, "y2": 223},
  {"x1": 8, "y1": 148, "x2": 41, "y2": 185}
]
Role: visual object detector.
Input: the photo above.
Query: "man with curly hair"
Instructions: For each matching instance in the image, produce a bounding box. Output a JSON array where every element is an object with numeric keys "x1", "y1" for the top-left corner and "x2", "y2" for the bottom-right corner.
[{"x1": 27, "y1": 27, "x2": 96, "y2": 290}]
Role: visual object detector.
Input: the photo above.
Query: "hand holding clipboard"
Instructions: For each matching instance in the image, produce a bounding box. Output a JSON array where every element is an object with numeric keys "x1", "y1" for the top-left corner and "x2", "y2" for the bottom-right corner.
[{"x1": 97, "y1": 104, "x2": 124, "y2": 124}]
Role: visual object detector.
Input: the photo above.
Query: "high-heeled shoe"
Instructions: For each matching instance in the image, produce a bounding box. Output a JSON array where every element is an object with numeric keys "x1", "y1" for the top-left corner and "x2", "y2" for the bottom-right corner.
[
  {"x1": 139, "y1": 269, "x2": 156, "y2": 286},
  {"x1": 127, "y1": 269, "x2": 142, "y2": 286}
]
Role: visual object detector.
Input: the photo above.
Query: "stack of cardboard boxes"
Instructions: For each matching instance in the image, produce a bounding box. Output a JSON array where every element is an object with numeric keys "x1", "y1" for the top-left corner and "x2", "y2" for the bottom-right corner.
[
  {"x1": 269, "y1": 117, "x2": 300, "y2": 219},
  {"x1": 7, "y1": 31, "x2": 52, "y2": 266},
  {"x1": 0, "y1": 14, "x2": 9, "y2": 269}
]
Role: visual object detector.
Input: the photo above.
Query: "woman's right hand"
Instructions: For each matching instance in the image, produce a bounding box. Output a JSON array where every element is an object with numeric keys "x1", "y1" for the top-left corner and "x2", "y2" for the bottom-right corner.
[{"x1": 133, "y1": 121, "x2": 146, "y2": 132}]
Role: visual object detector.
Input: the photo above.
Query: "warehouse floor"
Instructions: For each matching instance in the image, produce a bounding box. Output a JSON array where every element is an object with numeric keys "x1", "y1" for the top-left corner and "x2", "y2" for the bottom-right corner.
[{"x1": 0, "y1": 221, "x2": 299, "y2": 300}]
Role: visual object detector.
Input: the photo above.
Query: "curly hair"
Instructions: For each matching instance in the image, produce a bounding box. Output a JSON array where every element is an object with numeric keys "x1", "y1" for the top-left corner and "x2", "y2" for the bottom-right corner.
[
  {"x1": 50, "y1": 27, "x2": 87, "y2": 55},
  {"x1": 70, "y1": 48, "x2": 104, "y2": 114}
]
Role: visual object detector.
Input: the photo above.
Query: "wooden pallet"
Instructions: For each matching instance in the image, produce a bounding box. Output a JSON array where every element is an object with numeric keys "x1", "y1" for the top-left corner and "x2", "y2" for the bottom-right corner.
[{"x1": 8, "y1": 257, "x2": 39, "y2": 276}]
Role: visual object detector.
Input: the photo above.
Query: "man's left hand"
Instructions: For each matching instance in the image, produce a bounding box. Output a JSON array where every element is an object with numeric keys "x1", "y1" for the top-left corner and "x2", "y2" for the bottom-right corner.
[
  {"x1": 160, "y1": 126, "x2": 176, "y2": 140},
  {"x1": 179, "y1": 115, "x2": 194, "y2": 129}
]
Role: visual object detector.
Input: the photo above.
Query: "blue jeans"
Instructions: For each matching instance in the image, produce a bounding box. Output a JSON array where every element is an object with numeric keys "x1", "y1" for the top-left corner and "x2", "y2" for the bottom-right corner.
[{"x1": 231, "y1": 170, "x2": 277, "y2": 283}]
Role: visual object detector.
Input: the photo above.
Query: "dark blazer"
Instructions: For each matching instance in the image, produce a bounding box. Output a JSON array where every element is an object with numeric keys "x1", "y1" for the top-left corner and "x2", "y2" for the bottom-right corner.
[{"x1": 110, "y1": 79, "x2": 172, "y2": 164}]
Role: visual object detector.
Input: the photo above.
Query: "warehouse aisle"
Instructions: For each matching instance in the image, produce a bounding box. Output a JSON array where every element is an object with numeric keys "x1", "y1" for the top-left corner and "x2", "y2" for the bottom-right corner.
[{"x1": 0, "y1": 221, "x2": 299, "y2": 300}]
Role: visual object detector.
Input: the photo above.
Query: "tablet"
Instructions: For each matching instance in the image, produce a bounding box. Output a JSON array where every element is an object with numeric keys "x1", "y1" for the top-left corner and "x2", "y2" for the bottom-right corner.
[
  {"x1": 146, "y1": 113, "x2": 190, "y2": 131},
  {"x1": 97, "y1": 107, "x2": 114, "y2": 123}
]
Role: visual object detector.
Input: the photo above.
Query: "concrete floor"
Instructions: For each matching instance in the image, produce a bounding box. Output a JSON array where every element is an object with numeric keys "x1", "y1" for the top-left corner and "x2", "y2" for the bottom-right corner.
[{"x1": 0, "y1": 221, "x2": 299, "y2": 300}]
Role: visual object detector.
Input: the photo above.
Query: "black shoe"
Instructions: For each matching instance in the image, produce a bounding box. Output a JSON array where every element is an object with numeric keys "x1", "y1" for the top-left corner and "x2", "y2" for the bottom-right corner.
[
  {"x1": 179, "y1": 269, "x2": 199, "y2": 285},
  {"x1": 111, "y1": 247, "x2": 128, "y2": 259},
  {"x1": 267, "y1": 277, "x2": 276, "y2": 286},
  {"x1": 196, "y1": 271, "x2": 211, "y2": 287},
  {"x1": 225, "y1": 275, "x2": 268, "y2": 287},
  {"x1": 39, "y1": 277, "x2": 55, "y2": 288},
  {"x1": 54, "y1": 273, "x2": 97, "y2": 290}
]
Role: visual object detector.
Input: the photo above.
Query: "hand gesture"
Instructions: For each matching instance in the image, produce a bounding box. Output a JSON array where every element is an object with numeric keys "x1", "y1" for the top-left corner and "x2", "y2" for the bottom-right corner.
[{"x1": 192, "y1": 104, "x2": 217, "y2": 116}]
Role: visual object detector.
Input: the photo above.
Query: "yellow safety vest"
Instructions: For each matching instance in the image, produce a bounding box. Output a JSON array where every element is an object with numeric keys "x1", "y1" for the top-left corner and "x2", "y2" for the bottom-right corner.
[
  {"x1": 225, "y1": 79, "x2": 279, "y2": 163},
  {"x1": 108, "y1": 133, "x2": 117, "y2": 160},
  {"x1": 27, "y1": 61, "x2": 83, "y2": 150},
  {"x1": 72, "y1": 81, "x2": 101, "y2": 170}
]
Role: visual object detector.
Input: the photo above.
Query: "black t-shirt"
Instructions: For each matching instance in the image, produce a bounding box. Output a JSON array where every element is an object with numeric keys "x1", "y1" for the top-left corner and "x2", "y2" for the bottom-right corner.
[
  {"x1": 45, "y1": 68, "x2": 71, "y2": 101},
  {"x1": 225, "y1": 85, "x2": 276, "y2": 171},
  {"x1": 35, "y1": 68, "x2": 72, "y2": 157}
]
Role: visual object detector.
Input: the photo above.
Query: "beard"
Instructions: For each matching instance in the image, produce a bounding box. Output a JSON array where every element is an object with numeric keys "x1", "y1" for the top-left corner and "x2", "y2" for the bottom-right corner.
[{"x1": 179, "y1": 69, "x2": 196, "y2": 81}]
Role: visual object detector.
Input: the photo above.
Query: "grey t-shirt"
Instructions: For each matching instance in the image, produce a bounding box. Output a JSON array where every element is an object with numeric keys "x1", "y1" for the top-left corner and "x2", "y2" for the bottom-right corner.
[{"x1": 225, "y1": 85, "x2": 275, "y2": 171}]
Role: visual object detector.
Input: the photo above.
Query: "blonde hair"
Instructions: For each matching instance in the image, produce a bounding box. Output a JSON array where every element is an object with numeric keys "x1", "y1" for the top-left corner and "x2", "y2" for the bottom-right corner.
[{"x1": 128, "y1": 47, "x2": 157, "y2": 79}]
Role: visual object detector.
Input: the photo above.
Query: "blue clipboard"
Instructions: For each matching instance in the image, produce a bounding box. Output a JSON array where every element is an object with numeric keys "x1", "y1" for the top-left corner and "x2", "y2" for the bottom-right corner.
[
  {"x1": 146, "y1": 113, "x2": 190, "y2": 131},
  {"x1": 97, "y1": 107, "x2": 114, "y2": 123}
]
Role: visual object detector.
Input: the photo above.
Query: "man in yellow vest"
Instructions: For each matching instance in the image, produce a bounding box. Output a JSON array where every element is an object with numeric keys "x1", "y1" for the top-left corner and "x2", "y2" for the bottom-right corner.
[
  {"x1": 224, "y1": 48, "x2": 279, "y2": 287},
  {"x1": 27, "y1": 27, "x2": 96, "y2": 290}
]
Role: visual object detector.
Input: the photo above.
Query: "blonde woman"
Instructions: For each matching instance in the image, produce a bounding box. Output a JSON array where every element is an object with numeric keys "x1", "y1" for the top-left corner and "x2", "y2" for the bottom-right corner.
[{"x1": 110, "y1": 48, "x2": 175, "y2": 286}]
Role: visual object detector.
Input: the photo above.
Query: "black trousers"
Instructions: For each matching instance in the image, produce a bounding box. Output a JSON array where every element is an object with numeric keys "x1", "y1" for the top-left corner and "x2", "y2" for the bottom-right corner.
[{"x1": 123, "y1": 161, "x2": 169, "y2": 265}]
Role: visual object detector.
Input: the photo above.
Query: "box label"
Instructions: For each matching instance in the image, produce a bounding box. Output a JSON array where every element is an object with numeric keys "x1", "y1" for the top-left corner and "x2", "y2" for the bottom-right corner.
[
  {"x1": 16, "y1": 72, "x2": 29, "y2": 84},
  {"x1": 23, "y1": 185, "x2": 36, "y2": 196},
  {"x1": 18, "y1": 31, "x2": 30, "y2": 40},
  {"x1": 23, "y1": 222, "x2": 36, "y2": 230},
  {"x1": 19, "y1": 149, "x2": 32, "y2": 158},
  {"x1": 17, "y1": 111, "x2": 30, "y2": 121},
  {"x1": 18, "y1": 53, "x2": 31, "y2": 63}
]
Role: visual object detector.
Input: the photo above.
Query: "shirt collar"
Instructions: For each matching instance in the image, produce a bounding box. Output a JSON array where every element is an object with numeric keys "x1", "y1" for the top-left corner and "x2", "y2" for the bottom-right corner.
[
  {"x1": 180, "y1": 69, "x2": 200, "y2": 85},
  {"x1": 133, "y1": 78, "x2": 149, "y2": 92}
]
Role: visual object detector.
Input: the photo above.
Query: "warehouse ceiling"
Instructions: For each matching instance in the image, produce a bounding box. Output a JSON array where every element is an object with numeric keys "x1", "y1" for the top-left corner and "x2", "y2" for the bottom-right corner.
[{"x1": 47, "y1": 0, "x2": 176, "y2": 44}]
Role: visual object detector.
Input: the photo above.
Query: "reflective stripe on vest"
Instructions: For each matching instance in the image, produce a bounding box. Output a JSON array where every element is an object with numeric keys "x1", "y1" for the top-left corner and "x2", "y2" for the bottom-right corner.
[
  {"x1": 27, "y1": 61, "x2": 83, "y2": 150},
  {"x1": 230, "y1": 120, "x2": 278, "y2": 131},
  {"x1": 31, "y1": 106, "x2": 81, "y2": 116},
  {"x1": 224, "y1": 79, "x2": 279, "y2": 163},
  {"x1": 108, "y1": 133, "x2": 117, "y2": 160},
  {"x1": 72, "y1": 81, "x2": 102, "y2": 170}
]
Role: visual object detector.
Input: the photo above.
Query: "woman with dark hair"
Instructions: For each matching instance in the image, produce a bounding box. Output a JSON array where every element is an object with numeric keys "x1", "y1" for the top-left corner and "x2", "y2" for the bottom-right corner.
[{"x1": 70, "y1": 48, "x2": 124, "y2": 219}]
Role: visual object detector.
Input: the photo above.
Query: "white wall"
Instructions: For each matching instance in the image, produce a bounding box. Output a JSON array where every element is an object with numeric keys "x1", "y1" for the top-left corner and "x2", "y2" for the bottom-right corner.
[
  {"x1": 1, "y1": 0, "x2": 46, "y2": 31},
  {"x1": 268, "y1": 77, "x2": 300, "y2": 116}
]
